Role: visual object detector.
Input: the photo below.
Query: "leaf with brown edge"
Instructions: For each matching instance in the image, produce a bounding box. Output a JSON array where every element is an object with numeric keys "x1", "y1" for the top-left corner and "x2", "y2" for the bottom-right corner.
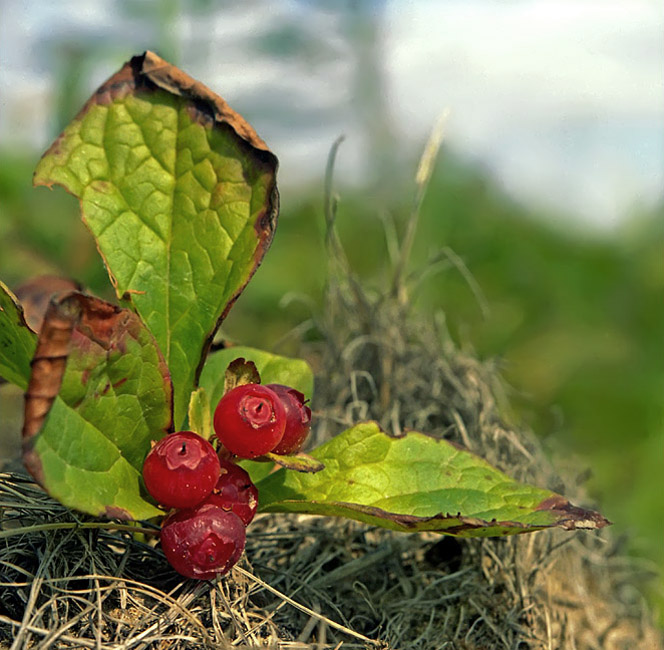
[
  {"x1": 13, "y1": 275, "x2": 81, "y2": 333},
  {"x1": 33, "y1": 51, "x2": 279, "y2": 430},
  {"x1": 256, "y1": 422, "x2": 611, "y2": 536},
  {"x1": 22, "y1": 292, "x2": 172, "y2": 520},
  {"x1": 223, "y1": 357, "x2": 260, "y2": 395}
]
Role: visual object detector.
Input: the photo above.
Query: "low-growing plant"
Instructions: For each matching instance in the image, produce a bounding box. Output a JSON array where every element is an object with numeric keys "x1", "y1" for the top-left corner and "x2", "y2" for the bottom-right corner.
[{"x1": 0, "y1": 52, "x2": 610, "y2": 581}]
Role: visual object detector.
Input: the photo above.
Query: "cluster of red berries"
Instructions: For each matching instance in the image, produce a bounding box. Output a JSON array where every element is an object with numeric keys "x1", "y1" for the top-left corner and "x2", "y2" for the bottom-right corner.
[{"x1": 142, "y1": 383, "x2": 311, "y2": 579}]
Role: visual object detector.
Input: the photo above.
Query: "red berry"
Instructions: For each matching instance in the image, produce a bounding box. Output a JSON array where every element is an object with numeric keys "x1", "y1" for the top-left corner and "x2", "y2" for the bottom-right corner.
[
  {"x1": 202, "y1": 459, "x2": 259, "y2": 526},
  {"x1": 160, "y1": 503, "x2": 245, "y2": 580},
  {"x1": 213, "y1": 384, "x2": 286, "y2": 459},
  {"x1": 266, "y1": 384, "x2": 312, "y2": 455},
  {"x1": 142, "y1": 431, "x2": 220, "y2": 509}
]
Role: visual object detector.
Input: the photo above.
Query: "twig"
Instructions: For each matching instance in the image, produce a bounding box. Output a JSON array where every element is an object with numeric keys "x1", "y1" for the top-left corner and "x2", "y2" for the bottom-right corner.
[
  {"x1": 0, "y1": 613, "x2": 98, "y2": 649},
  {"x1": 323, "y1": 135, "x2": 348, "y2": 264},
  {"x1": 234, "y1": 566, "x2": 380, "y2": 646}
]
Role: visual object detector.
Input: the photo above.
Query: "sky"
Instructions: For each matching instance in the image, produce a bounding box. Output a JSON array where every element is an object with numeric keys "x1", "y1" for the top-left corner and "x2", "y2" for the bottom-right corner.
[
  {"x1": 1, "y1": 0, "x2": 662, "y2": 229},
  {"x1": 385, "y1": 1, "x2": 664, "y2": 227}
]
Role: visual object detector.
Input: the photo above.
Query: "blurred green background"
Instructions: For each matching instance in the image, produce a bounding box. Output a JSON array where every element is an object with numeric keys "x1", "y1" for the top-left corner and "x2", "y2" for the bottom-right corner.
[{"x1": 1, "y1": 0, "x2": 662, "y2": 621}]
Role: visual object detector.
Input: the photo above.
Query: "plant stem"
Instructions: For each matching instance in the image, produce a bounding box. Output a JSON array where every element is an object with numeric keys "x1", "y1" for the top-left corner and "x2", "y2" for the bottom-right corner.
[
  {"x1": 391, "y1": 111, "x2": 449, "y2": 305},
  {"x1": 0, "y1": 521, "x2": 158, "y2": 540}
]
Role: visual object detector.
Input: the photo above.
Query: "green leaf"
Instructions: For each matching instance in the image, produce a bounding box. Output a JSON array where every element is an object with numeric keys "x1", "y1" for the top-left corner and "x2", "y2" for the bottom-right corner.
[
  {"x1": 23, "y1": 293, "x2": 172, "y2": 520},
  {"x1": 223, "y1": 357, "x2": 260, "y2": 393},
  {"x1": 256, "y1": 422, "x2": 610, "y2": 536},
  {"x1": 33, "y1": 51, "x2": 279, "y2": 428},
  {"x1": 238, "y1": 459, "x2": 276, "y2": 485},
  {"x1": 0, "y1": 281, "x2": 37, "y2": 389},
  {"x1": 187, "y1": 387, "x2": 212, "y2": 440},
  {"x1": 200, "y1": 346, "x2": 314, "y2": 411}
]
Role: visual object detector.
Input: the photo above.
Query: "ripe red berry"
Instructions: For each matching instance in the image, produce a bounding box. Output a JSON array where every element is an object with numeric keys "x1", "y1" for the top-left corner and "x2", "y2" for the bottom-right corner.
[
  {"x1": 266, "y1": 384, "x2": 312, "y2": 455},
  {"x1": 213, "y1": 384, "x2": 286, "y2": 459},
  {"x1": 142, "y1": 431, "x2": 220, "y2": 509},
  {"x1": 160, "y1": 503, "x2": 246, "y2": 580},
  {"x1": 202, "y1": 459, "x2": 259, "y2": 526}
]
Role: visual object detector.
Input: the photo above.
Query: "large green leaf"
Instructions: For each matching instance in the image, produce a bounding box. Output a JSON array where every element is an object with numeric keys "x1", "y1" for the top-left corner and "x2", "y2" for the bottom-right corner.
[
  {"x1": 199, "y1": 345, "x2": 314, "y2": 408},
  {"x1": 256, "y1": 422, "x2": 610, "y2": 536},
  {"x1": 0, "y1": 281, "x2": 37, "y2": 389},
  {"x1": 33, "y1": 52, "x2": 279, "y2": 428},
  {"x1": 22, "y1": 293, "x2": 172, "y2": 520}
]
